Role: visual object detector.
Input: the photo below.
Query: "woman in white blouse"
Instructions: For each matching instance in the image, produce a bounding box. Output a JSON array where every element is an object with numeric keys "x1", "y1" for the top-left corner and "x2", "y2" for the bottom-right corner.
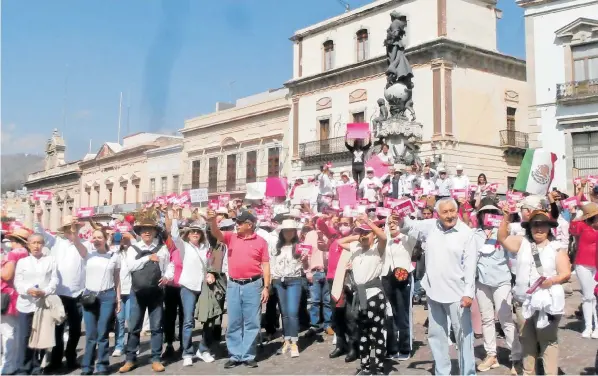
[
  {"x1": 112, "y1": 231, "x2": 134, "y2": 358},
  {"x1": 498, "y1": 209, "x2": 571, "y2": 376},
  {"x1": 72, "y1": 226, "x2": 121, "y2": 375},
  {"x1": 14, "y1": 233, "x2": 58, "y2": 375},
  {"x1": 167, "y1": 214, "x2": 211, "y2": 367},
  {"x1": 270, "y1": 220, "x2": 307, "y2": 358}
]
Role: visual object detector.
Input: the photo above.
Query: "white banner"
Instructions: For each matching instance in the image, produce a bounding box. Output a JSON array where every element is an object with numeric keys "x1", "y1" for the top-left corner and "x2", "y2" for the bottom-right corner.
[{"x1": 189, "y1": 188, "x2": 208, "y2": 203}]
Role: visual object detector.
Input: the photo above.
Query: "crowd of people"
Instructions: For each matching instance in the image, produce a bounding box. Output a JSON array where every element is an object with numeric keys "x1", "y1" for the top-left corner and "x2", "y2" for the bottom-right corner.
[{"x1": 1, "y1": 159, "x2": 598, "y2": 376}]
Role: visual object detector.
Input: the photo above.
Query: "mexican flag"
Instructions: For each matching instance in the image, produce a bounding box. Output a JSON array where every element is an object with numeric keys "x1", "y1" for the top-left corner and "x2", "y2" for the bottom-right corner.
[{"x1": 513, "y1": 149, "x2": 557, "y2": 195}]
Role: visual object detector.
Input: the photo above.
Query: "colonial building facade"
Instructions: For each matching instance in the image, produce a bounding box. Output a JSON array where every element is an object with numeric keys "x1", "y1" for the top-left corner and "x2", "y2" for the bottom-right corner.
[
  {"x1": 518, "y1": 0, "x2": 598, "y2": 193},
  {"x1": 286, "y1": 0, "x2": 529, "y2": 191},
  {"x1": 181, "y1": 88, "x2": 291, "y2": 199}
]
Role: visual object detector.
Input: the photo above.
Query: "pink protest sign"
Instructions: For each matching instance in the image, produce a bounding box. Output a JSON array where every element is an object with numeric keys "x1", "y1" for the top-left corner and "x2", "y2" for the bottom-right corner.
[
  {"x1": 561, "y1": 196, "x2": 578, "y2": 209},
  {"x1": 483, "y1": 214, "x2": 502, "y2": 227},
  {"x1": 297, "y1": 244, "x2": 313, "y2": 256},
  {"x1": 415, "y1": 199, "x2": 427, "y2": 209},
  {"x1": 506, "y1": 191, "x2": 524, "y2": 203},
  {"x1": 468, "y1": 184, "x2": 478, "y2": 192},
  {"x1": 428, "y1": 189, "x2": 439, "y2": 196},
  {"x1": 33, "y1": 191, "x2": 53, "y2": 201},
  {"x1": 375, "y1": 207, "x2": 391, "y2": 217},
  {"x1": 166, "y1": 193, "x2": 178, "y2": 204},
  {"x1": 413, "y1": 188, "x2": 423, "y2": 197},
  {"x1": 346, "y1": 123, "x2": 370, "y2": 140},
  {"x1": 451, "y1": 189, "x2": 468, "y2": 199},
  {"x1": 365, "y1": 155, "x2": 388, "y2": 177},
  {"x1": 116, "y1": 223, "x2": 133, "y2": 232},
  {"x1": 262, "y1": 197, "x2": 274, "y2": 207},
  {"x1": 487, "y1": 183, "x2": 499, "y2": 192},
  {"x1": 208, "y1": 200, "x2": 219, "y2": 210},
  {"x1": 391, "y1": 199, "x2": 415, "y2": 217},
  {"x1": 384, "y1": 197, "x2": 400, "y2": 209},
  {"x1": 76, "y1": 207, "x2": 95, "y2": 218},
  {"x1": 588, "y1": 176, "x2": 598, "y2": 184},
  {"x1": 265, "y1": 177, "x2": 288, "y2": 197},
  {"x1": 218, "y1": 194, "x2": 230, "y2": 207},
  {"x1": 177, "y1": 191, "x2": 191, "y2": 205},
  {"x1": 337, "y1": 185, "x2": 357, "y2": 208}
]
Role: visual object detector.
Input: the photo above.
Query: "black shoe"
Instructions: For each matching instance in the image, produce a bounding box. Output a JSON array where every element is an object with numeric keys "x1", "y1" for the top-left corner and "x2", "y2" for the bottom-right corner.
[
  {"x1": 244, "y1": 360, "x2": 258, "y2": 368},
  {"x1": 80, "y1": 371, "x2": 93, "y2": 375},
  {"x1": 66, "y1": 358, "x2": 80, "y2": 370},
  {"x1": 44, "y1": 363, "x2": 62, "y2": 373},
  {"x1": 224, "y1": 360, "x2": 241, "y2": 369},
  {"x1": 345, "y1": 350, "x2": 358, "y2": 363},
  {"x1": 329, "y1": 348, "x2": 346, "y2": 359},
  {"x1": 96, "y1": 371, "x2": 110, "y2": 376},
  {"x1": 161, "y1": 345, "x2": 175, "y2": 359}
]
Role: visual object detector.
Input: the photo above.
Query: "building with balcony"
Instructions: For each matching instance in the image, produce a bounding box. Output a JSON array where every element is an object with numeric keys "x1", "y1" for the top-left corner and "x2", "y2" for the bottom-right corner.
[
  {"x1": 24, "y1": 129, "x2": 82, "y2": 231},
  {"x1": 144, "y1": 143, "x2": 184, "y2": 202},
  {"x1": 180, "y1": 88, "x2": 291, "y2": 199},
  {"x1": 286, "y1": 0, "x2": 529, "y2": 191},
  {"x1": 518, "y1": 0, "x2": 598, "y2": 193},
  {"x1": 79, "y1": 132, "x2": 182, "y2": 214}
]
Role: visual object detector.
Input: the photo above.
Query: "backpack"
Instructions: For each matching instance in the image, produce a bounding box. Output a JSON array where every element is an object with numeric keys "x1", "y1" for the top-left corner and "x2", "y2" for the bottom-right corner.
[{"x1": 130, "y1": 242, "x2": 163, "y2": 293}]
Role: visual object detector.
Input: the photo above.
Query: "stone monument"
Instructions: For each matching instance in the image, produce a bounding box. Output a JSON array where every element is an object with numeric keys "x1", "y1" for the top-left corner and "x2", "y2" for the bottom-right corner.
[{"x1": 371, "y1": 11, "x2": 423, "y2": 167}]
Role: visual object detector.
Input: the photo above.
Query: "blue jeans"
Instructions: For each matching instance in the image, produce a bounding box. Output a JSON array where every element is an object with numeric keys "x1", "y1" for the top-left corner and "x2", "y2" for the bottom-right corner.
[
  {"x1": 82, "y1": 289, "x2": 116, "y2": 373},
  {"x1": 17, "y1": 312, "x2": 45, "y2": 374},
  {"x1": 427, "y1": 299, "x2": 475, "y2": 376},
  {"x1": 126, "y1": 288, "x2": 164, "y2": 363},
  {"x1": 309, "y1": 271, "x2": 332, "y2": 330},
  {"x1": 273, "y1": 278, "x2": 302, "y2": 341},
  {"x1": 180, "y1": 286, "x2": 200, "y2": 358},
  {"x1": 114, "y1": 294, "x2": 131, "y2": 352},
  {"x1": 226, "y1": 278, "x2": 262, "y2": 362}
]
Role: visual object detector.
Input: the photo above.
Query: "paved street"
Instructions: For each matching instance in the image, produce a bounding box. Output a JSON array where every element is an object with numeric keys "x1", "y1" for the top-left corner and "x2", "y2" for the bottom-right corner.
[{"x1": 64, "y1": 276, "x2": 596, "y2": 375}]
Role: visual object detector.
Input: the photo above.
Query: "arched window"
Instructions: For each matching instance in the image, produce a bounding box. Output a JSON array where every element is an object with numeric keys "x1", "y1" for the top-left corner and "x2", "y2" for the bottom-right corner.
[
  {"x1": 356, "y1": 29, "x2": 368, "y2": 62},
  {"x1": 323, "y1": 40, "x2": 335, "y2": 71}
]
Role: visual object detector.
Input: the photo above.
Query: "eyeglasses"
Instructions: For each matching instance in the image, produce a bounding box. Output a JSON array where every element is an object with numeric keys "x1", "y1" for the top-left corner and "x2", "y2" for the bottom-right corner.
[{"x1": 189, "y1": 229, "x2": 202, "y2": 234}]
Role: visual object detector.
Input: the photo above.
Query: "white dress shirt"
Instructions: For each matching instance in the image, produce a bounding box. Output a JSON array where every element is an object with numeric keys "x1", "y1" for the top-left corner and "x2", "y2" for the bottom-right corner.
[
  {"x1": 115, "y1": 250, "x2": 132, "y2": 295},
  {"x1": 402, "y1": 218, "x2": 477, "y2": 303},
  {"x1": 420, "y1": 178, "x2": 436, "y2": 195},
  {"x1": 435, "y1": 178, "x2": 452, "y2": 196},
  {"x1": 126, "y1": 239, "x2": 170, "y2": 275},
  {"x1": 451, "y1": 174, "x2": 470, "y2": 190},
  {"x1": 359, "y1": 176, "x2": 382, "y2": 202},
  {"x1": 14, "y1": 255, "x2": 58, "y2": 313},
  {"x1": 349, "y1": 241, "x2": 383, "y2": 298},
  {"x1": 382, "y1": 233, "x2": 417, "y2": 275},
  {"x1": 169, "y1": 219, "x2": 210, "y2": 292},
  {"x1": 35, "y1": 223, "x2": 87, "y2": 298},
  {"x1": 318, "y1": 173, "x2": 335, "y2": 197},
  {"x1": 400, "y1": 174, "x2": 416, "y2": 196}
]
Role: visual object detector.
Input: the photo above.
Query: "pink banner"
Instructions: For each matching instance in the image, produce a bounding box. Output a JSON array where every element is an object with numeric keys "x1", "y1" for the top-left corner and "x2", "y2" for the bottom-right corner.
[
  {"x1": 468, "y1": 184, "x2": 478, "y2": 192},
  {"x1": 265, "y1": 177, "x2": 288, "y2": 197},
  {"x1": 506, "y1": 191, "x2": 524, "y2": 203},
  {"x1": 208, "y1": 200, "x2": 219, "y2": 210},
  {"x1": 337, "y1": 185, "x2": 357, "y2": 208},
  {"x1": 384, "y1": 197, "x2": 400, "y2": 209},
  {"x1": 415, "y1": 199, "x2": 427, "y2": 209},
  {"x1": 218, "y1": 194, "x2": 230, "y2": 207},
  {"x1": 365, "y1": 155, "x2": 388, "y2": 178},
  {"x1": 262, "y1": 197, "x2": 274, "y2": 207},
  {"x1": 391, "y1": 199, "x2": 416, "y2": 217},
  {"x1": 297, "y1": 243, "x2": 313, "y2": 256},
  {"x1": 483, "y1": 214, "x2": 502, "y2": 227},
  {"x1": 32, "y1": 191, "x2": 53, "y2": 201},
  {"x1": 451, "y1": 189, "x2": 468, "y2": 199},
  {"x1": 375, "y1": 207, "x2": 391, "y2": 217},
  {"x1": 412, "y1": 188, "x2": 423, "y2": 197},
  {"x1": 561, "y1": 196, "x2": 578, "y2": 209},
  {"x1": 76, "y1": 207, "x2": 95, "y2": 218},
  {"x1": 346, "y1": 123, "x2": 370, "y2": 140},
  {"x1": 177, "y1": 191, "x2": 191, "y2": 205}
]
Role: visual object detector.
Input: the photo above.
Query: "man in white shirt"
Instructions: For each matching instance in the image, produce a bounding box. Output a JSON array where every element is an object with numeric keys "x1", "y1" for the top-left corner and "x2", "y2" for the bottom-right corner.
[
  {"x1": 400, "y1": 166, "x2": 416, "y2": 197},
  {"x1": 119, "y1": 215, "x2": 170, "y2": 373},
  {"x1": 318, "y1": 164, "x2": 335, "y2": 211},
  {"x1": 34, "y1": 209, "x2": 86, "y2": 372},
  {"x1": 435, "y1": 168, "x2": 452, "y2": 198},
  {"x1": 420, "y1": 167, "x2": 436, "y2": 196},
  {"x1": 359, "y1": 167, "x2": 383, "y2": 203},
  {"x1": 398, "y1": 198, "x2": 477, "y2": 375},
  {"x1": 450, "y1": 165, "x2": 470, "y2": 190}
]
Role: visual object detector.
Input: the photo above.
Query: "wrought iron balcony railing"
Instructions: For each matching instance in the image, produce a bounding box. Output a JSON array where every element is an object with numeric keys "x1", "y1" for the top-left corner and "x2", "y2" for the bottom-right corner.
[
  {"x1": 180, "y1": 176, "x2": 270, "y2": 196},
  {"x1": 499, "y1": 130, "x2": 529, "y2": 149},
  {"x1": 556, "y1": 79, "x2": 598, "y2": 103},
  {"x1": 299, "y1": 136, "x2": 350, "y2": 163}
]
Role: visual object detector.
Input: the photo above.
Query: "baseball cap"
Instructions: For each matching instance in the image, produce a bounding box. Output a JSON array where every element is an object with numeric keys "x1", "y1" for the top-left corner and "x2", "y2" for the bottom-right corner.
[
  {"x1": 236, "y1": 210, "x2": 257, "y2": 223},
  {"x1": 456, "y1": 165, "x2": 464, "y2": 170}
]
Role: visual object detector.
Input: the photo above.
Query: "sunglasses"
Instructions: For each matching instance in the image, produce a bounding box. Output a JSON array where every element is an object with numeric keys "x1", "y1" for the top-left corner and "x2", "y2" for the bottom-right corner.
[{"x1": 188, "y1": 229, "x2": 203, "y2": 234}]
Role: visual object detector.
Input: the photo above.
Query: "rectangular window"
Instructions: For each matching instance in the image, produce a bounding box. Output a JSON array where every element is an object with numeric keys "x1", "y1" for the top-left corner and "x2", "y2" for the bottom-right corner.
[
  {"x1": 319, "y1": 118, "x2": 330, "y2": 140},
  {"x1": 135, "y1": 185, "x2": 140, "y2": 203},
  {"x1": 353, "y1": 111, "x2": 365, "y2": 123},
  {"x1": 268, "y1": 147, "x2": 280, "y2": 177},
  {"x1": 572, "y1": 43, "x2": 598, "y2": 81},
  {"x1": 161, "y1": 177, "x2": 167, "y2": 194},
  {"x1": 506, "y1": 107, "x2": 516, "y2": 131},
  {"x1": 122, "y1": 186, "x2": 127, "y2": 204},
  {"x1": 246, "y1": 151, "x2": 257, "y2": 183},
  {"x1": 356, "y1": 29, "x2": 368, "y2": 62},
  {"x1": 191, "y1": 160, "x2": 200, "y2": 189},
  {"x1": 227, "y1": 154, "x2": 237, "y2": 191},
  {"x1": 209, "y1": 157, "x2": 218, "y2": 192},
  {"x1": 172, "y1": 175, "x2": 180, "y2": 194},
  {"x1": 324, "y1": 40, "x2": 334, "y2": 71},
  {"x1": 507, "y1": 176, "x2": 516, "y2": 190},
  {"x1": 150, "y1": 178, "x2": 156, "y2": 194}
]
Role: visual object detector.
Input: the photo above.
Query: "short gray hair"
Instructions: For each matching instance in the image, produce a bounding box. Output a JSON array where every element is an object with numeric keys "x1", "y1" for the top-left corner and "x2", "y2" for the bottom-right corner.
[
  {"x1": 27, "y1": 233, "x2": 45, "y2": 244},
  {"x1": 434, "y1": 198, "x2": 458, "y2": 212}
]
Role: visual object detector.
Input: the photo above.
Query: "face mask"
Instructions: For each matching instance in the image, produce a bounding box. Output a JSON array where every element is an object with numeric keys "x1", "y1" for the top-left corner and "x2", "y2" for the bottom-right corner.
[{"x1": 339, "y1": 225, "x2": 351, "y2": 236}]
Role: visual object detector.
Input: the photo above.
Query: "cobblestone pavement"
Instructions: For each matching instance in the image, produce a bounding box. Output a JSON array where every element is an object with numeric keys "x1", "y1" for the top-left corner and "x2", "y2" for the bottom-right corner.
[{"x1": 64, "y1": 277, "x2": 596, "y2": 375}]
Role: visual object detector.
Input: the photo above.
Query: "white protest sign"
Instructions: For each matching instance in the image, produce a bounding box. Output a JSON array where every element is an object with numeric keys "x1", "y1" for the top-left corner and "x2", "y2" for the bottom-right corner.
[{"x1": 189, "y1": 188, "x2": 208, "y2": 203}]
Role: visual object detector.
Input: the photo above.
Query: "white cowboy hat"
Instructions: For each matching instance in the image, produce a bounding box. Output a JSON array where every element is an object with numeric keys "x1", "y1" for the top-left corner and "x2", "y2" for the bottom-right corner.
[{"x1": 279, "y1": 219, "x2": 300, "y2": 230}]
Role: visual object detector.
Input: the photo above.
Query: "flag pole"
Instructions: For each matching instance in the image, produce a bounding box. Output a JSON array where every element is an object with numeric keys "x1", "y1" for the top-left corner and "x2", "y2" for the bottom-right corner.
[{"x1": 117, "y1": 92, "x2": 123, "y2": 144}]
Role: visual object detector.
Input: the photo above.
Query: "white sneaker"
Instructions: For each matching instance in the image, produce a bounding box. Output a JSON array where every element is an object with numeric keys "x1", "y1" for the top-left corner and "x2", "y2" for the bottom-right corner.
[
  {"x1": 582, "y1": 328, "x2": 592, "y2": 338},
  {"x1": 183, "y1": 357, "x2": 193, "y2": 366},
  {"x1": 111, "y1": 349, "x2": 123, "y2": 357},
  {"x1": 196, "y1": 350, "x2": 215, "y2": 363},
  {"x1": 592, "y1": 329, "x2": 598, "y2": 339}
]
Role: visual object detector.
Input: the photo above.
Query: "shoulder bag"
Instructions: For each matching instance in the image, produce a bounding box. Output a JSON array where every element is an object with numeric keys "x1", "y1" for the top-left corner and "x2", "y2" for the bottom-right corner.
[{"x1": 81, "y1": 253, "x2": 113, "y2": 309}]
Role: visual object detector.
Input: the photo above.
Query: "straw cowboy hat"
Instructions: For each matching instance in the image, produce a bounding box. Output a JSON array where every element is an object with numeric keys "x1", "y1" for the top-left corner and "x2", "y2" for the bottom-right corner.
[
  {"x1": 60, "y1": 215, "x2": 84, "y2": 232},
  {"x1": 579, "y1": 202, "x2": 598, "y2": 221},
  {"x1": 6, "y1": 227, "x2": 33, "y2": 244},
  {"x1": 132, "y1": 209, "x2": 161, "y2": 235},
  {"x1": 187, "y1": 220, "x2": 207, "y2": 231},
  {"x1": 521, "y1": 210, "x2": 558, "y2": 229}
]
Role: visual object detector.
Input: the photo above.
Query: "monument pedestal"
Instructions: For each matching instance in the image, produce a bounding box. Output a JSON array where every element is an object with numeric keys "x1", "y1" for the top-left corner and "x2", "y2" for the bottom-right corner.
[{"x1": 375, "y1": 117, "x2": 424, "y2": 167}]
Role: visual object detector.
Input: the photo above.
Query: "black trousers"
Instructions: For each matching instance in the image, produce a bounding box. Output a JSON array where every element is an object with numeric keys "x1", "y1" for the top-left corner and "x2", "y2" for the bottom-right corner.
[
  {"x1": 382, "y1": 273, "x2": 413, "y2": 355},
  {"x1": 357, "y1": 292, "x2": 387, "y2": 372},
  {"x1": 17, "y1": 312, "x2": 45, "y2": 374},
  {"x1": 163, "y1": 285, "x2": 183, "y2": 348},
  {"x1": 263, "y1": 285, "x2": 280, "y2": 335},
  {"x1": 330, "y1": 279, "x2": 358, "y2": 352},
  {"x1": 51, "y1": 295, "x2": 82, "y2": 367},
  {"x1": 352, "y1": 164, "x2": 365, "y2": 186}
]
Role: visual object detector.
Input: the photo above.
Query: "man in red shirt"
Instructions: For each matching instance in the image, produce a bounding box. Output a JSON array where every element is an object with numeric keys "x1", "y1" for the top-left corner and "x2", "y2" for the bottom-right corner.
[{"x1": 207, "y1": 209, "x2": 270, "y2": 369}]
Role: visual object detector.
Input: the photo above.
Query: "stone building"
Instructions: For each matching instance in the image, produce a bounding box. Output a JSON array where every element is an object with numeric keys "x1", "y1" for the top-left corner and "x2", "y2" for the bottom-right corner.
[{"x1": 286, "y1": 0, "x2": 529, "y2": 191}]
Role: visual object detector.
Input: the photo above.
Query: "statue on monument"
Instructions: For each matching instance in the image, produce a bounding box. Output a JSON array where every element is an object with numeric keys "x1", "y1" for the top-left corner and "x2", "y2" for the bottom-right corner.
[{"x1": 372, "y1": 10, "x2": 423, "y2": 167}]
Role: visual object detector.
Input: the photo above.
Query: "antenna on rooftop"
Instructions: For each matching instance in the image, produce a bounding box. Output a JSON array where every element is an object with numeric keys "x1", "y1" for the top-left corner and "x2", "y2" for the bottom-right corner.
[{"x1": 336, "y1": 0, "x2": 350, "y2": 12}]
